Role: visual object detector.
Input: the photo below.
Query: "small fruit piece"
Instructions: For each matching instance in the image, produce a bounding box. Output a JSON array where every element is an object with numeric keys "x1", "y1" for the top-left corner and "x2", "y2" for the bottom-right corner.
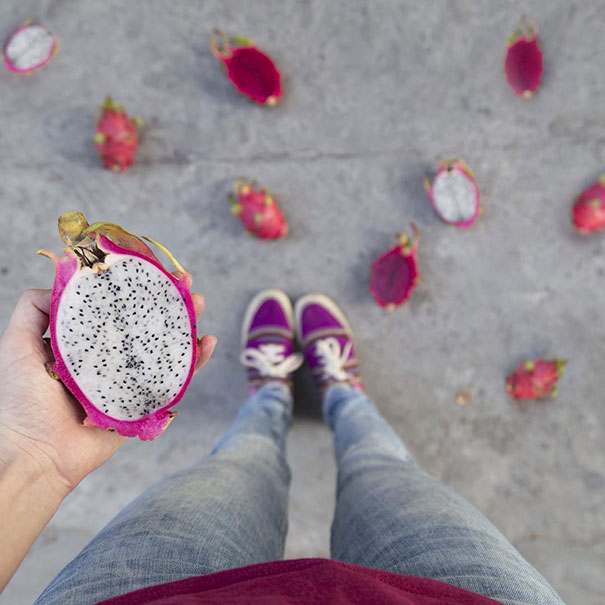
[
  {"x1": 456, "y1": 390, "x2": 472, "y2": 406},
  {"x1": 424, "y1": 159, "x2": 480, "y2": 228},
  {"x1": 504, "y1": 19, "x2": 544, "y2": 98},
  {"x1": 370, "y1": 224, "x2": 420, "y2": 309},
  {"x1": 228, "y1": 179, "x2": 288, "y2": 240},
  {"x1": 505, "y1": 358, "x2": 566, "y2": 401},
  {"x1": 572, "y1": 176, "x2": 605, "y2": 235},
  {"x1": 94, "y1": 96, "x2": 143, "y2": 173},
  {"x1": 210, "y1": 29, "x2": 282, "y2": 105},
  {"x1": 38, "y1": 212, "x2": 199, "y2": 440},
  {"x1": 3, "y1": 20, "x2": 57, "y2": 73}
]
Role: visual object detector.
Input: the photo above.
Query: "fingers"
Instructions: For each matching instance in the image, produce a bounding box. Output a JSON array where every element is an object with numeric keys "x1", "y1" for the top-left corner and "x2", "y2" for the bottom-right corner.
[
  {"x1": 170, "y1": 269, "x2": 202, "y2": 315},
  {"x1": 191, "y1": 293, "x2": 205, "y2": 318},
  {"x1": 171, "y1": 270, "x2": 193, "y2": 290},
  {"x1": 195, "y1": 334, "x2": 217, "y2": 373},
  {"x1": 191, "y1": 293, "x2": 207, "y2": 372},
  {"x1": 7, "y1": 289, "x2": 52, "y2": 338},
  {"x1": 189, "y1": 292, "x2": 213, "y2": 372}
]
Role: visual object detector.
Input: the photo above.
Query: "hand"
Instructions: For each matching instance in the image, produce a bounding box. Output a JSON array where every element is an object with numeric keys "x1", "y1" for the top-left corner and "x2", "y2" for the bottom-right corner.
[{"x1": 0, "y1": 289, "x2": 217, "y2": 494}]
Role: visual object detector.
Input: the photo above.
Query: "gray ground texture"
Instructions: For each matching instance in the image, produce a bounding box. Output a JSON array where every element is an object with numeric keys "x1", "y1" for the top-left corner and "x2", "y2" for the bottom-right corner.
[{"x1": 1, "y1": 1, "x2": 604, "y2": 603}]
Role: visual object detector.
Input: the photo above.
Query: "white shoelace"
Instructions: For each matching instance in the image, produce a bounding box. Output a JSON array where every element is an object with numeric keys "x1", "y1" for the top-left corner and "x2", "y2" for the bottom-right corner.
[
  {"x1": 314, "y1": 337, "x2": 352, "y2": 381},
  {"x1": 240, "y1": 343, "x2": 304, "y2": 378}
]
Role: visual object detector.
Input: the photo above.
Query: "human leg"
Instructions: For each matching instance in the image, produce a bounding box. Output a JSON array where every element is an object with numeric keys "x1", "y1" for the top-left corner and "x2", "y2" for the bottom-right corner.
[
  {"x1": 36, "y1": 290, "x2": 302, "y2": 604},
  {"x1": 326, "y1": 385, "x2": 563, "y2": 604},
  {"x1": 294, "y1": 293, "x2": 563, "y2": 605}
]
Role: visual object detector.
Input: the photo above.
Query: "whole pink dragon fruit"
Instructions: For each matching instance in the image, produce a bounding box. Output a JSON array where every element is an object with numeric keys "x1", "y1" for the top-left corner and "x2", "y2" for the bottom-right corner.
[
  {"x1": 38, "y1": 212, "x2": 199, "y2": 440},
  {"x1": 424, "y1": 159, "x2": 480, "y2": 228},
  {"x1": 228, "y1": 179, "x2": 289, "y2": 240},
  {"x1": 504, "y1": 19, "x2": 544, "y2": 98},
  {"x1": 94, "y1": 96, "x2": 144, "y2": 173},
  {"x1": 572, "y1": 176, "x2": 605, "y2": 235},
  {"x1": 3, "y1": 20, "x2": 57, "y2": 73},
  {"x1": 505, "y1": 358, "x2": 566, "y2": 401},
  {"x1": 210, "y1": 29, "x2": 282, "y2": 106},
  {"x1": 370, "y1": 224, "x2": 420, "y2": 309}
]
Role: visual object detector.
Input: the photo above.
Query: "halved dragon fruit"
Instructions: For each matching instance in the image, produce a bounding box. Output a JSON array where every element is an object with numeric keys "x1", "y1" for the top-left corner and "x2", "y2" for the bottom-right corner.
[
  {"x1": 572, "y1": 176, "x2": 605, "y2": 235},
  {"x1": 506, "y1": 358, "x2": 566, "y2": 401},
  {"x1": 210, "y1": 29, "x2": 282, "y2": 106},
  {"x1": 3, "y1": 20, "x2": 57, "y2": 73},
  {"x1": 504, "y1": 19, "x2": 543, "y2": 98},
  {"x1": 38, "y1": 212, "x2": 199, "y2": 440},
  {"x1": 94, "y1": 96, "x2": 144, "y2": 173},
  {"x1": 228, "y1": 178, "x2": 289, "y2": 239},
  {"x1": 424, "y1": 159, "x2": 480, "y2": 228},
  {"x1": 370, "y1": 224, "x2": 419, "y2": 309}
]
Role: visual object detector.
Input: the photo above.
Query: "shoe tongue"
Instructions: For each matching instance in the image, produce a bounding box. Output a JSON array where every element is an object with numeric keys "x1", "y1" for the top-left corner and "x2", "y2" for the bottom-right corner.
[
  {"x1": 250, "y1": 300, "x2": 291, "y2": 332},
  {"x1": 301, "y1": 304, "x2": 343, "y2": 339}
]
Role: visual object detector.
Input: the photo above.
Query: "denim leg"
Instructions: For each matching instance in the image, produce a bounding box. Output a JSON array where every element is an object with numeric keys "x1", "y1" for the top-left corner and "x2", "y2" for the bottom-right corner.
[
  {"x1": 35, "y1": 382, "x2": 293, "y2": 605},
  {"x1": 326, "y1": 385, "x2": 564, "y2": 605}
]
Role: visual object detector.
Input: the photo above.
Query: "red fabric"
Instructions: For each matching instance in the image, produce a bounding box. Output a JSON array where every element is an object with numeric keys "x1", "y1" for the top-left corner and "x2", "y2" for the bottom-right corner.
[{"x1": 100, "y1": 558, "x2": 501, "y2": 604}]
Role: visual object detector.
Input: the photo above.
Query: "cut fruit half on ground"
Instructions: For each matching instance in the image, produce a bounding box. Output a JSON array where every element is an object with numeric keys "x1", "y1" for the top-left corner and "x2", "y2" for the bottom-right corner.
[
  {"x1": 4, "y1": 20, "x2": 57, "y2": 73},
  {"x1": 210, "y1": 29, "x2": 282, "y2": 105},
  {"x1": 424, "y1": 159, "x2": 480, "y2": 228},
  {"x1": 504, "y1": 18, "x2": 543, "y2": 98},
  {"x1": 370, "y1": 224, "x2": 420, "y2": 310}
]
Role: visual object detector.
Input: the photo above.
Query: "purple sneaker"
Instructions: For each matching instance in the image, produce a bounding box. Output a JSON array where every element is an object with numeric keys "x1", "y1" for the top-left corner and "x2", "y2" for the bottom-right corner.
[
  {"x1": 294, "y1": 294, "x2": 363, "y2": 391},
  {"x1": 240, "y1": 290, "x2": 303, "y2": 391}
]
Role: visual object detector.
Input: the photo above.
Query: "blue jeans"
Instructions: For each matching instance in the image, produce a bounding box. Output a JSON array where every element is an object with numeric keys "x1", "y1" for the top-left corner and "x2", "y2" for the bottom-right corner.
[{"x1": 36, "y1": 383, "x2": 563, "y2": 604}]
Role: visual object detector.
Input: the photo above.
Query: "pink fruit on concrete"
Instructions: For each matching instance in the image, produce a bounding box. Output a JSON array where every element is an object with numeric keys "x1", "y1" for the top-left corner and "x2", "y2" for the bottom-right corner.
[
  {"x1": 424, "y1": 159, "x2": 480, "y2": 228},
  {"x1": 210, "y1": 29, "x2": 282, "y2": 106},
  {"x1": 94, "y1": 96, "x2": 144, "y2": 173},
  {"x1": 505, "y1": 358, "x2": 566, "y2": 401},
  {"x1": 38, "y1": 212, "x2": 198, "y2": 440},
  {"x1": 228, "y1": 179, "x2": 289, "y2": 240},
  {"x1": 370, "y1": 224, "x2": 420, "y2": 309},
  {"x1": 3, "y1": 20, "x2": 57, "y2": 73},
  {"x1": 504, "y1": 19, "x2": 543, "y2": 98},
  {"x1": 572, "y1": 176, "x2": 605, "y2": 235}
]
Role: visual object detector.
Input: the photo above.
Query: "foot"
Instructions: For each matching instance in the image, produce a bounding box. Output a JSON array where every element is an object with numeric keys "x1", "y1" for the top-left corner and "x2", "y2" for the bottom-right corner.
[
  {"x1": 294, "y1": 294, "x2": 363, "y2": 392},
  {"x1": 240, "y1": 290, "x2": 303, "y2": 392}
]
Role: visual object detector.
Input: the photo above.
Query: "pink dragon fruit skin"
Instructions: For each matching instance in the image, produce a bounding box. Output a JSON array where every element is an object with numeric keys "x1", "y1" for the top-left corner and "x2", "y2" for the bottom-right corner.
[
  {"x1": 370, "y1": 224, "x2": 420, "y2": 310},
  {"x1": 506, "y1": 358, "x2": 566, "y2": 401},
  {"x1": 39, "y1": 213, "x2": 198, "y2": 441},
  {"x1": 94, "y1": 96, "x2": 143, "y2": 173},
  {"x1": 572, "y1": 176, "x2": 605, "y2": 235},
  {"x1": 228, "y1": 179, "x2": 289, "y2": 240},
  {"x1": 424, "y1": 159, "x2": 480, "y2": 229},
  {"x1": 3, "y1": 20, "x2": 57, "y2": 74},
  {"x1": 504, "y1": 19, "x2": 544, "y2": 98}
]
